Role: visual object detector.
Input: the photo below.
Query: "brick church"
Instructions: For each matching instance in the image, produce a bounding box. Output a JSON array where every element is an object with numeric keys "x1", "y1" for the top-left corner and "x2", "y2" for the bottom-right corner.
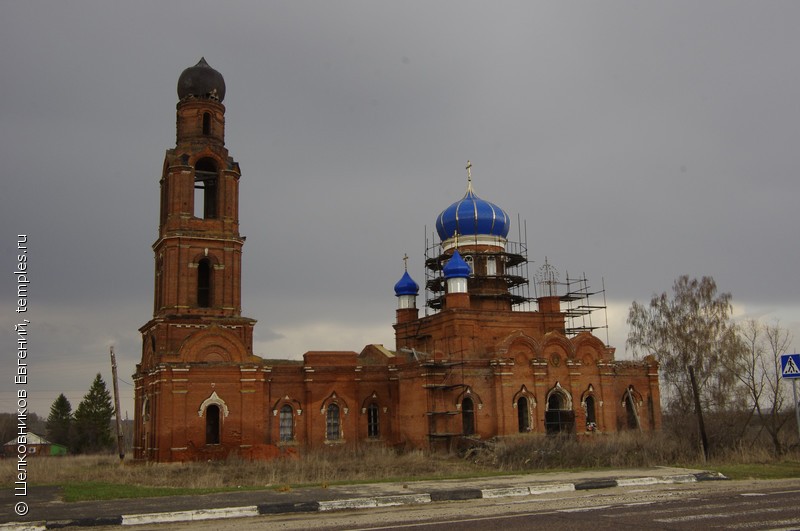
[{"x1": 133, "y1": 59, "x2": 661, "y2": 462}]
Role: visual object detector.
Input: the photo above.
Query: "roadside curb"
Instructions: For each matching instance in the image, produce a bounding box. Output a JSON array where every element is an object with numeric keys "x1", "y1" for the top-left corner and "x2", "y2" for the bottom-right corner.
[{"x1": 0, "y1": 472, "x2": 726, "y2": 530}]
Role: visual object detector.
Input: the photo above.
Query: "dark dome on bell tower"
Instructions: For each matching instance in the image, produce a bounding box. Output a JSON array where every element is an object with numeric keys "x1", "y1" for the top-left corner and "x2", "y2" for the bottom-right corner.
[{"x1": 177, "y1": 57, "x2": 226, "y2": 102}]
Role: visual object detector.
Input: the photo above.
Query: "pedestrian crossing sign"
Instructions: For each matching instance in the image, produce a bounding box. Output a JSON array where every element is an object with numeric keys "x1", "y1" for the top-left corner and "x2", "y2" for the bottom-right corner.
[{"x1": 781, "y1": 354, "x2": 800, "y2": 379}]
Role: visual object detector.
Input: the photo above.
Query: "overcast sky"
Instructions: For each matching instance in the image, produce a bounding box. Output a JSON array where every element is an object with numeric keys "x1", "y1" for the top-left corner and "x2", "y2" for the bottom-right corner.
[{"x1": 2, "y1": 1, "x2": 800, "y2": 418}]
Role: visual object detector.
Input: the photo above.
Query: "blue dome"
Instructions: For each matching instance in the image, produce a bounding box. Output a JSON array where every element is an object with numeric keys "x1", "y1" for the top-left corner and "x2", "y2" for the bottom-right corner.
[
  {"x1": 394, "y1": 271, "x2": 419, "y2": 296},
  {"x1": 435, "y1": 182, "x2": 510, "y2": 241},
  {"x1": 443, "y1": 250, "x2": 471, "y2": 279}
]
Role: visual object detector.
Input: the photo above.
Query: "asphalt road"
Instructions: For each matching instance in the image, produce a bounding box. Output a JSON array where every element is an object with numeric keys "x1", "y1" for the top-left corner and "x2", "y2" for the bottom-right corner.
[{"x1": 78, "y1": 478, "x2": 800, "y2": 531}]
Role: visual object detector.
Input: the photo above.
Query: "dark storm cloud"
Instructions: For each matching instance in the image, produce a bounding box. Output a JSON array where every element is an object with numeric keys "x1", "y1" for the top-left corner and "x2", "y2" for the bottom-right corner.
[{"x1": 2, "y1": 1, "x2": 800, "y2": 415}]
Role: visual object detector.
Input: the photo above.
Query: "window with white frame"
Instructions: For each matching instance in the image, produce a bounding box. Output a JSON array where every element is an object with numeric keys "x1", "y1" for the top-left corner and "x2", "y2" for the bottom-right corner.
[
  {"x1": 279, "y1": 404, "x2": 293, "y2": 441},
  {"x1": 326, "y1": 404, "x2": 341, "y2": 440}
]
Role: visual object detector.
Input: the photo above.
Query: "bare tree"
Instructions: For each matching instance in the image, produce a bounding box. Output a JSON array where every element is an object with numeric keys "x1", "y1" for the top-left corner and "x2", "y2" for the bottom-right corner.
[
  {"x1": 627, "y1": 276, "x2": 744, "y2": 413},
  {"x1": 627, "y1": 276, "x2": 746, "y2": 458},
  {"x1": 732, "y1": 320, "x2": 793, "y2": 454},
  {"x1": 734, "y1": 320, "x2": 764, "y2": 428}
]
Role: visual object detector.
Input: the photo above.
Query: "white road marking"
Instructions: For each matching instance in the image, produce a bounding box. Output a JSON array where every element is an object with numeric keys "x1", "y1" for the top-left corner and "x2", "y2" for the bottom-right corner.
[
  {"x1": 559, "y1": 505, "x2": 612, "y2": 513},
  {"x1": 655, "y1": 507, "x2": 784, "y2": 523},
  {"x1": 727, "y1": 518, "x2": 800, "y2": 530},
  {"x1": 0, "y1": 524, "x2": 47, "y2": 531},
  {"x1": 122, "y1": 505, "x2": 259, "y2": 525}
]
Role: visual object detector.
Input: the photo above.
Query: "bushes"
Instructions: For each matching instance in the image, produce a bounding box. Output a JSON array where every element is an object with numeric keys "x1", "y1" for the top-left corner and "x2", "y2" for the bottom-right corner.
[
  {"x1": 471, "y1": 431, "x2": 698, "y2": 471},
  {"x1": 661, "y1": 411, "x2": 798, "y2": 461}
]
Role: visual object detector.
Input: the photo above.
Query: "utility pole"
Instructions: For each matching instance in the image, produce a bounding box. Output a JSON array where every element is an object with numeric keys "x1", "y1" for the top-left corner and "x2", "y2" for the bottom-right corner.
[
  {"x1": 110, "y1": 346, "x2": 125, "y2": 461},
  {"x1": 688, "y1": 365, "x2": 709, "y2": 461}
]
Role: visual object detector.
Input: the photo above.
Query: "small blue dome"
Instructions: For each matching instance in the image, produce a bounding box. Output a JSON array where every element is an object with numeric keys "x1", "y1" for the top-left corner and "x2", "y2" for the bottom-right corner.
[
  {"x1": 436, "y1": 182, "x2": 510, "y2": 241},
  {"x1": 394, "y1": 271, "x2": 419, "y2": 296},
  {"x1": 443, "y1": 250, "x2": 471, "y2": 279}
]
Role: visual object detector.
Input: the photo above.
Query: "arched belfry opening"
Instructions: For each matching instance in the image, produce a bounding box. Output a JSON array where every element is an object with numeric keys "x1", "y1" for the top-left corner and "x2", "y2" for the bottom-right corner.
[
  {"x1": 194, "y1": 158, "x2": 217, "y2": 219},
  {"x1": 202, "y1": 112, "x2": 211, "y2": 135}
]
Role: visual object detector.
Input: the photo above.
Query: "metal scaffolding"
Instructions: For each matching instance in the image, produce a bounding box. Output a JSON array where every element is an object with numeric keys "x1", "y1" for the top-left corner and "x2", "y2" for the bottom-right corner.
[
  {"x1": 533, "y1": 259, "x2": 610, "y2": 345},
  {"x1": 422, "y1": 218, "x2": 533, "y2": 314}
]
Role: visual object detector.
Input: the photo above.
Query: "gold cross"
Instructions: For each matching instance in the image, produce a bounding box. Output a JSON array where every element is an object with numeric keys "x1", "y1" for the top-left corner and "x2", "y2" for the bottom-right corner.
[
  {"x1": 466, "y1": 160, "x2": 472, "y2": 183},
  {"x1": 403, "y1": 253, "x2": 409, "y2": 271}
]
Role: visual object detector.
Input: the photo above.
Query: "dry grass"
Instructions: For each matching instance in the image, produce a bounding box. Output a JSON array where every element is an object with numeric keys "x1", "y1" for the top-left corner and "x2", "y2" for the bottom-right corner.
[
  {"x1": 6, "y1": 432, "x2": 799, "y2": 494},
  {"x1": 4, "y1": 446, "x2": 484, "y2": 490},
  {"x1": 471, "y1": 431, "x2": 699, "y2": 471}
]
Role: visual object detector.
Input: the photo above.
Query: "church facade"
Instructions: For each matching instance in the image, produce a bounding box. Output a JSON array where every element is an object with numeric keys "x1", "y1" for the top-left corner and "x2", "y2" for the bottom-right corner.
[{"x1": 133, "y1": 60, "x2": 661, "y2": 462}]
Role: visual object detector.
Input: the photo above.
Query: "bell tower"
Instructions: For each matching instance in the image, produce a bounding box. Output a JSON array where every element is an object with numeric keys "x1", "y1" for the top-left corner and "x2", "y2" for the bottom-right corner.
[
  {"x1": 134, "y1": 58, "x2": 260, "y2": 461},
  {"x1": 139, "y1": 58, "x2": 257, "y2": 369}
]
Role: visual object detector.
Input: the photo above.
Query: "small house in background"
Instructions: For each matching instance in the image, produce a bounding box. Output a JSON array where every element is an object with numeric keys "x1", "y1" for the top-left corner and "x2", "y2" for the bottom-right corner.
[{"x1": 3, "y1": 433, "x2": 67, "y2": 457}]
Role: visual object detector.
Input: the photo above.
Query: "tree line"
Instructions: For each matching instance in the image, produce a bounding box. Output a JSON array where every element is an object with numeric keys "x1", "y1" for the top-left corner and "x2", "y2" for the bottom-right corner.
[
  {"x1": 44, "y1": 373, "x2": 115, "y2": 454},
  {"x1": 627, "y1": 275, "x2": 795, "y2": 458}
]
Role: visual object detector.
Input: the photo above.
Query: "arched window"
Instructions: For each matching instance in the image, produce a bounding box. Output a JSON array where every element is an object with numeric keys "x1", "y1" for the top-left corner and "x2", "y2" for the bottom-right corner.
[
  {"x1": 141, "y1": 398, "x2": 151, "y2": 450},
  {"x1": 197, "y1": 258, "x2": 211, "y2": 308},
  {"x1": 194, "y1": 158, "x2": 217, "y2": 219},
  {"x1": 279, "y1": 405, "x2": 293, "y2": 442},
  {"x1": 517, "y1": 396, "x2": 530, "y2": 432},
  {"x1": 585, "y1": 396, "x2": 597, "y2": 430},
  {"x1": 548, "y1": 393, "x2": 563, "y2": 409},
  {"x1": 202, "y1": 112, "x2": 211, "y2": 135},
  {"x1": 464, "y1": 255, "x2": 474, "y2": 276},
  {"x1": 486, "y1": 256, "x2": 497, "y2": 276},
  {"x1": 205, "y1": 404, "x2": 220, "y2": 444},
  {"x1": 624, "y1": 390, "x2": 640, "y2": 430},
  {"x1": 545, "y1": 391, "x2": 575, "y2": 435},
  {"x1": 326, "y1": 404, "x2": 341, "y2": 441},
  {"x1": 367, "y1": 403, "x2": 380, "y2": 439},
  {"x1": 462, "y1": 397, "x2": 475, "y2": 436}
]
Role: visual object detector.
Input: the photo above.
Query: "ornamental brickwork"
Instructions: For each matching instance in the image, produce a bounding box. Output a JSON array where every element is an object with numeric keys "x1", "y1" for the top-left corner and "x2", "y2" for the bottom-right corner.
[{"x1": 133, "y1": 60, "x2": 660, "y2": 462}]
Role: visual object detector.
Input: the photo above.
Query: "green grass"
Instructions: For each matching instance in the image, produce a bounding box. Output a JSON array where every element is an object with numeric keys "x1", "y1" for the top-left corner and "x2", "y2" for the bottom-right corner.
[
  {"x1": 61, "y1": 482, "x2": 267, "y2": 502},
  {"x1": 48, "y1": 462, "x2": 800, "y2": 502},
  {"x1": 712, "y1": 461, "x2": 800, "y2": 480},
  {"x1": 58, "y1": 469, "x2": 515, "y2": 502}
]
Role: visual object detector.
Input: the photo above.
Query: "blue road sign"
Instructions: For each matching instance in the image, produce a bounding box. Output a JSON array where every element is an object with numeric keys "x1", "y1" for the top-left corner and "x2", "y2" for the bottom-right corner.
[{"x1": 781, "y1": 354, "x2": 800, "y2": 379}]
